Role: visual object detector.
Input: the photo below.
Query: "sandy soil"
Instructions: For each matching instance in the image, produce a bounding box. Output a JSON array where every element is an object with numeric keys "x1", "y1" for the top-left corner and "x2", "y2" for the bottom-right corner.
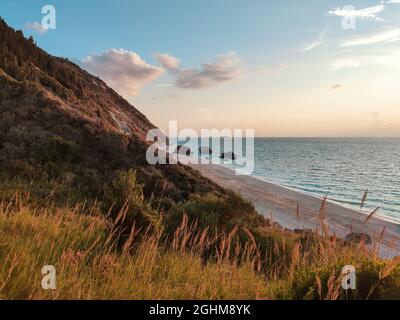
[{"x1": 189, "y1": 162, "x2": 400, "y2": 259}]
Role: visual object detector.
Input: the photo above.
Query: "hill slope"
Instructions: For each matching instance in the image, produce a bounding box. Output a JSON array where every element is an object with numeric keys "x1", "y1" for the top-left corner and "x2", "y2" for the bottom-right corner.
[{"x1": 0, "y1": 18, "x2": 222, "y2": 202}]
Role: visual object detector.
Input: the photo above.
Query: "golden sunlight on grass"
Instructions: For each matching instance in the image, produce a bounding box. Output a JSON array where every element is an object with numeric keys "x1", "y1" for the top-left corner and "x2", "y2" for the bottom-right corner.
[
  {"x1": 1, "y1": 192, "x2": 400, "y2": 300},
  {"x1": 0, "y1": 196, "x2": 268, "y2": 300}
]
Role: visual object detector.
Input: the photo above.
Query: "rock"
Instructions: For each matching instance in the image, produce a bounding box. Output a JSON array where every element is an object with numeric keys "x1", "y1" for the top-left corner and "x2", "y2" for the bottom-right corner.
[
  {"x1": 199, "y1": 146, "x2": 212, "y2": 155},
  {"x1": 344, "y1": 232, "x2": 372, "y2": 245},
  {"x1": 220, "y1": 151, "x2": 236, "y2": 160},
  {"x1": 176, "y1": 145, "x2": 191, "y2": 156}
]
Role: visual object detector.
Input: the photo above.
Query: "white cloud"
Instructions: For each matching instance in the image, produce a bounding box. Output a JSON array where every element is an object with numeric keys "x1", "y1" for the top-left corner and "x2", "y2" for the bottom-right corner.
[
  {"x1": 387, "y1": 0, "x2": 400, "y2": 3},
  {"x1": 328, "y1": 4, "x2": 385, "y2": 20},
  {"x1": 330, "y1": 49, "x2": 400, "y2": 70},
  {"x1": 371, "y1": 49, "x2": 400, "y2": 65},
  {"x1": 156, "y1": 53, "x2": 180, "y2": 70},
  {"x1": 341, "y1": 27, "x2": 400, "y2": 46},
  {"x1": 25, "y1": 22, "x2": 48, "y2": 34},
  {"x1": 81, "y1": 49, "x2": 164, "y2": 96},
  {"x1": 156, "y1": 51, "x2": 241, "y2": 89},
  {"x1": 301, "y1": 32, "x2": 326, "y2": 52}
]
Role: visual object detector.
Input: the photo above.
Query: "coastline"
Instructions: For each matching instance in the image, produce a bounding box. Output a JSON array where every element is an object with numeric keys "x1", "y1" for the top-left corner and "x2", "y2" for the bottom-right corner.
[
  {"x1": 245, "y1": 171, "x2": 400, "y2": 225},
  {"x1": 188, "y1": 161, "x2": 400, "y2": 259}
]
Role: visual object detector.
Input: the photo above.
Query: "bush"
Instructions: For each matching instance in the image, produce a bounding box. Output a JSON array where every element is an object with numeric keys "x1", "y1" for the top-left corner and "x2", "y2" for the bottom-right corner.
[
  {"x1": 105, "y1": 169, "x2": 160, "y2": 231},
  {"x1": 5, "y1": 159, "x2": 36, "y2": 179},
  {"x1": 164, "y1": 191, "x2": 262, "y2": 235},
  {"x1": 36, "y1": 136, "x2": 79, "y2": 165}
]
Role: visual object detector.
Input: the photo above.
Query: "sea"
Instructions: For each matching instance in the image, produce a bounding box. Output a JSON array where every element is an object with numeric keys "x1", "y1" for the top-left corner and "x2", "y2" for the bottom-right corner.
[{"x1": 180, "y1": 137, "x2": 400, "y2": 223}]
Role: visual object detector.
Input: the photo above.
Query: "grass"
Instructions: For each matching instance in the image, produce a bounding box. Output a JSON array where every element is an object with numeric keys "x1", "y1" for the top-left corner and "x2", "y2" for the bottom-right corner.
[
  {"x1": 0, "y1": 195, "x2": 269, "y2": 299},
  {"x1": 1, "y1": 188, "x2": 400, "y2": 300}
]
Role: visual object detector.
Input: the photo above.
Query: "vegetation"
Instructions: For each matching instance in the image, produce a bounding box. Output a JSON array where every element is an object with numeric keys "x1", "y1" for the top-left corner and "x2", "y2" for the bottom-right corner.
[
  {"x1": 1, "y1": 176, "x2": 400, "y2": 300},
  {"x1": 0, "y1": 193, "x2": 268, "y2": 299}
]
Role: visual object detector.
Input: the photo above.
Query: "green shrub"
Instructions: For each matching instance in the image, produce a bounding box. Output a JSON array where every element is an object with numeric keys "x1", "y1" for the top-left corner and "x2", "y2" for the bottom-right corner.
[
  {"x1": 164, "y1": 191, "x2": 259, "y2": 233},
  {"x1": 37, "y1": 136, "x2": 79, "y2": 164},
  {"x1": 105, "y1": 169, "x2": 160, "y2": 230}
]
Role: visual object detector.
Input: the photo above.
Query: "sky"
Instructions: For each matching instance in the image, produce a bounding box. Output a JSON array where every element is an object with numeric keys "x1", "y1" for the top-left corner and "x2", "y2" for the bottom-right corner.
[{"x1": 1, "y1": 0, "x2": 400, "y2": 137}]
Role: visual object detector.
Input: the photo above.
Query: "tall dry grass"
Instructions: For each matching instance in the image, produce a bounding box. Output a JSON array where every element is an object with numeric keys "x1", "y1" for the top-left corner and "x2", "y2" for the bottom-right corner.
[
  {"x1": 0, "y1": 194, "x2": 268, "y2": 299},
  {"x1": 1, "y1": 192, "x2": 400, "y2": 300}
]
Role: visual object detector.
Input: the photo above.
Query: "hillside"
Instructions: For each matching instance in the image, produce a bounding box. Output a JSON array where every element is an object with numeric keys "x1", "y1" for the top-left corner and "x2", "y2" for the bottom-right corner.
[{"x1": 0, "y1": 18, "x2": 223, "y2": 203}]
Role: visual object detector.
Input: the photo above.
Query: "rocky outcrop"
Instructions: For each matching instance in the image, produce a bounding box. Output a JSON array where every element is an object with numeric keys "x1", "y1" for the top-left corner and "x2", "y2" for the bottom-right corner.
[
  {"x1": 220, "y1": 152, "x2": 236, "y2": 160},
  {"x1": 344, "y1": 232, "x2": 372, "y2": 245}
]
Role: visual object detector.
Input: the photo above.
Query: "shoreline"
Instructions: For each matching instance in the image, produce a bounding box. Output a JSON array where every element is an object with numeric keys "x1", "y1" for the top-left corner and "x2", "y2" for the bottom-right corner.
[
  {"x1": 242, "y1": 170, "x2": 400, "y2": 225},
  {"x1": 188, "y1": 161, "x2": 400, "y2": 259}
]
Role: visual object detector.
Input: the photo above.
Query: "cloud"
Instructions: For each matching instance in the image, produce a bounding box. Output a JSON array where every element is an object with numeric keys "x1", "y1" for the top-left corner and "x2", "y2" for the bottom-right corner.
[
  {"x1": 156, "y1": 51, "x2": 241, "y2": 89},
  {"x1": 25, "y1": 22, "x2": 48, "y2": 34},
  {"x1": 301, "y1": 32, "x2": 326, "y2": 52},
  {"x1": 330, "y1": 58, "x2": 362, "y2": 70},
  {"x1": 82, "y1": 49, "x2": 164, "y2": 96},
  {"x1": 328, "y1": 4, "x2": 385, "y2": 20},
  {"x1": 370, "y1": 111, "x2": 381, "y2": 120},
  {"x1": 156, "y1": 53, "x2": 180, "y2": 70},
  {"x1": 330, "y1": 49, "x2": 400, "y2": 70},
  {"x1": 330, "y1": 84, "x2": 344, "y2": 90},
  {"x1": 341, "y1": 27, "x2": 400, "y2": 46},
  {"x1": 388, "y1": 0, "x2": 400, "y2": 3},
  {"x1": 369, "y1": 111, "x2": 383, "y2": 125}
]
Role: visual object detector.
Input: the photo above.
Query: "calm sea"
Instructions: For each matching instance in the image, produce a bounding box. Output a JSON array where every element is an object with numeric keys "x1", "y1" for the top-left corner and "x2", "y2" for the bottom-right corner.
[
  {"x1": 245, "y1": 138, "x2": 400, "y2": 223},
  {"x1": 184, "y1": 137, "x2": 400, "y2": 223}
]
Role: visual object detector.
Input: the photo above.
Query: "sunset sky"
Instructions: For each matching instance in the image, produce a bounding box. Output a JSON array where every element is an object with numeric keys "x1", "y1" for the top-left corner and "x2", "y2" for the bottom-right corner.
[{"x1": 1, "y1": 0, "x2": 400, "y2": 136}]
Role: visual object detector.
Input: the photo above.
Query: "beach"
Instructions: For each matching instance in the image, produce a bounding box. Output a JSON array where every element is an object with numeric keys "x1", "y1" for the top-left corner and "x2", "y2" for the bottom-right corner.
[{"x1": 189, "y1": 162, "x2": 400, "y2": 259}]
